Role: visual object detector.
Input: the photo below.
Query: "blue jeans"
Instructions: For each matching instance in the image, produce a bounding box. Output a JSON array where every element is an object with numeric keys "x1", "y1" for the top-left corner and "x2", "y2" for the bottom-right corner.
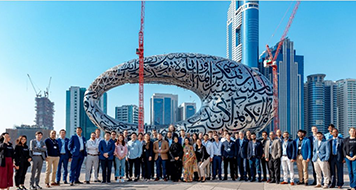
[
  {"x1": 156, "y1": 156, "x2": 166, "y2": 179},
  {"x1": 249, "y1": 157, "x2": 261, "y2": 180},
  {"x1": 237, "y1": 156, "x2": 248, "y2": 179},
  {"x1": 346, "y1": 158, "x2": 356, "y2": 188},
  {"x1": 212, "y1": 156, "x2": 222, "y2": 179},
  {"x1": 56, "y1": 154, "x2": 69, "y2": 183},
  {"x1": 115, "y1": 157, "x2": 125, "y2": 178}
]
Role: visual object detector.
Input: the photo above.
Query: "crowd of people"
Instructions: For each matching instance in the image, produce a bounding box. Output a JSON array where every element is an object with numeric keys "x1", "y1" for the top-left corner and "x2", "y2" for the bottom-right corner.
[{"x1": 0, "y1": 124, "x2": 356, "y2": 190}]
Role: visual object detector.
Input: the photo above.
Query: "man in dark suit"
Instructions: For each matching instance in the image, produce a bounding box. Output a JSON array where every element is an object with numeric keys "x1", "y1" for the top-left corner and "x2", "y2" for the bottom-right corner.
[
  {"x1": 236, "y1": 132, "x2": 248, "y2": 181},
  {"x1": 99, "y1": 132, "x2": 115, "y2": 183},
  {"x1": 222, "y1": 133, "x2": 236, "y2": 181},
  {"x1": 56, "y1": 129, "x2": 71, "y2": 185},
  {"x1": 260, "y1": 131, "x2": 268, "y2": 181},
  {"x1": 247, "y1": 132, "x2": 263, "y2": 182},
  {"x1": 328, "y1": 128, "x2": 344, "y2": 188},
  {"x1": 264, "y1": 131, "x2": 282, "y2": 184},
  {"x1": 68, "y1": 127, "x2": 87, "y2": 186}
]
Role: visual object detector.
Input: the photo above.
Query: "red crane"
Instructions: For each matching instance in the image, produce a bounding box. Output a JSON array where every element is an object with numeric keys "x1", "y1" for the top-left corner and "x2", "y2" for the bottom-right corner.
[
  {"x1": 136, "y1": 1, "x2": 145, "y2": 133},
  {"x1": 263, "y1": 1, "x2": 300, "y2": 132}
]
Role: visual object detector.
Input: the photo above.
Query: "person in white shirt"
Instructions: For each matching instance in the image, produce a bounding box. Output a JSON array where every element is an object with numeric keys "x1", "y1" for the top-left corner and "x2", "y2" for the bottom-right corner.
[
  {"x1": 211, "y1": 134, "x2": 222, "y2": 180},
  {"x1": 202, "y1": 134, "x2": 212, "y2": 179},
  {"x1": 85, "y1": 132, "x2": 100, "y2": 183}
]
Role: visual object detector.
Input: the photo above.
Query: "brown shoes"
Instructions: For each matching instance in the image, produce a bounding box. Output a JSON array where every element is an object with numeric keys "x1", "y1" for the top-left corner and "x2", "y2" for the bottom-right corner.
[
  {"x1": 281, "y1": 182, "x2": 288, "y2": 184},
  {"x1": 46, "y1": 184, "x2": 51, "y2": 188},
  {"x1": 291, "y1": 182, "x2": 295, "y2": 185},
  {"x1": 51, "y1": 183, "x2": 59, "y2": 186},
  {"x1": 315, "y1": 184, "x2": 322, "y2": 188}
]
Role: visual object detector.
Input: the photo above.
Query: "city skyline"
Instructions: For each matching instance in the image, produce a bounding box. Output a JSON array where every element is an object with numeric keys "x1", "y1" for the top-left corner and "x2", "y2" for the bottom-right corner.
[{"x1": 1, "y1": 1, "x2": 356, "y2": 133}]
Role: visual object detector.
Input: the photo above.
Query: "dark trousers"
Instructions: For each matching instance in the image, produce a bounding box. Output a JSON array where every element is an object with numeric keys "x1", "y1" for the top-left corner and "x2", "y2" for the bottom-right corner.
[
  {"x1": 143, "y1": 158, "x2": 152, "y2": 179},
  {"x1": 128, "y1": 158, "x2": 140, "y2": 179},
  {"x1": 15, "y1": 163, "x2": 29, "y2": 186},
  {"x1": 112, "y1": 157, "x2": 116, "y2": 179},
  {"x1": 261, "y1": 157, "x2": 268, "y2": 180},
  {"x1": 155, "y1": 157, "x2": 166, "y2": 179},
  {"x1": 223, "y1": 157, "x2": 235, "y2": 179},
  {"x1": 171, "y1": 160, "x2": 182, "y2": 181},
  {"x1": 212, "y1": 156, "x2": 222, "y2": 179},
  {"x1": 151, "y1": 160, "x2": 155, "y2": 179},
  {"x1": 268, "y1": 156, "x2": 281, "y2": 183},
  {"x1": 237, "y1": 156, "x2": 247, "y2": 179},
  {"x1": 56, "y1": 154, "x2": 69, "y2": 183},
  {"x1": 69, "y1": 152, "x2": 84, "y2": 183},
  {"x1": 249, "y1": 157, "x2": 261, "y2": 180},
  {"x1": 100, "y1": 159, "x2": 112, "y2": 183},
  {"x1": 125, "y1": 160, "x2": 129, "y2": 179},
  {"x1": 246, "y1": 158, "x2": 251, "y2": 179},
  {"x1": 166, "y1": 161, "x2": 172, "y2": 179},
  {"x1": 329, "y1": 155, "x2": 344, "y2": 187}
]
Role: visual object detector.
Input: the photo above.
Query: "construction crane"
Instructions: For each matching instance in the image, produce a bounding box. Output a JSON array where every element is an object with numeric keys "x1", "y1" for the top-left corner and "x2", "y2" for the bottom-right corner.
[
  {"x1": 44, "y1": 77, "x2": 52, "y2": 98},
  {"x1": 27, "y1": 74, "x2": 42, "y2": 98},
  {"x1": 136, "y1": 1, "x2": 145, "y2": 133},
  {"x1": 263, "y1": 1, "x2": 300, "y2": 132}
]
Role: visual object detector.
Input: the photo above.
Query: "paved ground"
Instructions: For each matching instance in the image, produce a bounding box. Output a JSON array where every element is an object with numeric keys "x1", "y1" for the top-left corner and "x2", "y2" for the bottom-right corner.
[{"x1": 12, "y1": 172, "x2": 351, "y2": 190}]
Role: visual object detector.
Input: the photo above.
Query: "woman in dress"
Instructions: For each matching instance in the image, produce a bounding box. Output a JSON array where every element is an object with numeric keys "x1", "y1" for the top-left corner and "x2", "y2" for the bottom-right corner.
[
  {"x1": 182, "y1": 138, "x2": 198, "y2": 182},
  {"x1": 195, "y1": 138, "x2": 210, "y2": 182},
  {"x1": 114, "y1": 134, "x2": 128, "y2": 183},
  {"x1": 142, "y1": 133, "x2": 153, "y2": 181},
  {"x1": 169, "y1": 136, "x2": 183, "y2": 182},
  {"x1": 14, "y1": 135, "x2": 32, "y2": 190},
  {"x1": 0, "y1": 132, "x2": 14, "y2": 190}
]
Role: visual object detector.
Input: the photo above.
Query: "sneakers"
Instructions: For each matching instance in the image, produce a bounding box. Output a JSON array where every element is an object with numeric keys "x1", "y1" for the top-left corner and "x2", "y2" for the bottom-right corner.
[
  {"x1": 36, "y1": 185, "x2": 42, "y2": 190},
  {"x1": 30, "y1": 186, "x2": 37, "y2": 190},
  {"x1": 116, "y1": 179, "x2": 121, "y2": 183},
  {"x1": 121, "y1": 179, "x2": 125, "y2": 183}
]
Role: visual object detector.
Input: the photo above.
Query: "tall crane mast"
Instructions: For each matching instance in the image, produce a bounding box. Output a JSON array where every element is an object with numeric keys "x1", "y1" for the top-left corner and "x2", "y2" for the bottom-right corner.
[
  {"x1": 136, "y1": 1, "x2": 145, "y2": 133},
  {"x1": 27, "y1": 74, "x2": 42, "y2": 98},
  {"x1": 263, "y1": 1, "x2": 300, "y2": 132}
]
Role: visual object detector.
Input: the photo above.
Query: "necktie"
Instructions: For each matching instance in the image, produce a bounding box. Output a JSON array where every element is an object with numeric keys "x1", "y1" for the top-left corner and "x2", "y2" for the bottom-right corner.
[{"x1": 333, "y1": 139, "x2": 337, "y2": 155}]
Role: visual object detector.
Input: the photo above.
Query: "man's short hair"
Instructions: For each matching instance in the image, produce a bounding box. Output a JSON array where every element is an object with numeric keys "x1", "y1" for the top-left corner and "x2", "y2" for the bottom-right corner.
[
  {"x1": 35, "y1": 131, "x2": 43, "y2": 135},
  {"x1": 283, "y1": 131, "x2": 289, "y2": 135},
  {"x1": 261, "y1": 131, "x2": 268, "y2": 135},
  {"x1": 332, "y1": 128, "x2": 339, "y2": 132},
  {"x1": 111, "y1": 131, "x2": 117, "y2": 134},
  {"x1": 208, "y1": 131, "x2": 213, "y2": 134},
  {"x1": 76, "y1": 127, "x2": 82, "y2": 130},
  {"x1": 251, "y1": 132, "x2": 256, "y2": 136},
  {"x1": 131, "y1": 132, "x2": 137, "y2": 136},
  {"x1": 105, "y1": 131, "x2": 111, "y2": 135},
  {"x1": 329, "y1": 124, "x2": 335, "y2": 128},
  {"x1": 298, "y1": 129, "x2": 306, "y2": 134},
  {"x1": 95, "y1": 128, "x2": 101, "y2": 132},
  {"x1": 59, "y1": 129, "x2": 66, "y2": 133},
  {"x1": 316, "y1": 132, "x2": 323, "y2": 136}
]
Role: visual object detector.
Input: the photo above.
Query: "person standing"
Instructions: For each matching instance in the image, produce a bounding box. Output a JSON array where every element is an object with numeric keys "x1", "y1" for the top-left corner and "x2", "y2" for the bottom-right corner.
[
  {"x1": 165, "y1": 131, "x2": 173, "y2": 180},
  {"x1": 245, "y1": 131, "x2": 251, "y2": 180},
  {"x1": 308, "y1": 126, "x2": 318, "y2": 186},
  {"x1": 14, "y1": 135, "x2": 32, "y2": 190},
  {"x1": 68, "y1": 127, "x2": 87, "y2": 186},
  {"x1": 182, "y1": 138, "x2": 198, "y2": 182},
  {"x1": 85, "y1": 132, "x2": 100, "y2": 184},
  {"x1": 142, "y1": 133, "x2": 153, "y2": 181},
  {"x1": 29, "y1": 131, "x2": 47, "y2": 190},
  {"x1": 236, "y1": 132, "x2": 248, "y2": 181},
  {"x1": 280, "y1": 131, "x2": 296, "y2": 185},
  {"x1": 264, "y1": 131, "x2": 282, "y2": 184},
  {"x1": 294, "y1": 129, "x2": 311, "y2": 186},
  {"x1": 126, "y1": 133, "x2": 142, "y2": 182},
  {"x1": 221, "y1": 133, "x2": 236, "y2": 181},
  {"x1": 329, "y1": 128, "x2": 344, "y2": 188},
  {"x1": 56, "y1": 129, "x2": 71, "y2": 185},
  {"x1": 324, "y1": 124, "x2": 343, "y2": 140},
  {"x1": 169, "y1": 136, "x2": 183, "y2": 182},
  {"x1": 343, "y1": 127, "x2": 356, "y2": 190},
  {"x1": 99, "y1": 132, "x2": 115, "y2": 184},
  {"x1": 195, "y1": 139, "x2": 210, "y2": 182},
  {"x1": 211, "y1": 134, "x2": 223, "y2": 180},
  {"x1": 312, "y1": 132, "x2": 330, "y2": 188},
  {"x1": 247, "y1": 132, "x2": 263, "y2": 182},
  {"x1": 202, "y1": 134, "x2": 212, "y2": 180},
  {"x1": 260, "y1": 131, "x2": 268, "y2": 181},
  {"x1": 153, "y1": 133, "x2": 169, "y2": 181},
  {"x1": 44, "y1": 130, "x2": 60, "y2": 188},
  {"x1": 110, "y1": 131, "x2": 118, "y2": 181},
  {"x1": 114, "y1": 134, "x2": 127, "y2": 183},
  {"x1": 0, "y1": 132, "x2": 14, "y2": 190}
]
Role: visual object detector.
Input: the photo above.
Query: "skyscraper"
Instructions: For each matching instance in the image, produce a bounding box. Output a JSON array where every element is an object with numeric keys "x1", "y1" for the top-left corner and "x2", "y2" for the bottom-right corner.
[
  {"x1": 35, "y1": 97, "x2": 54, "y2": 130},
  {"x1": 66, "y1": 86, "x2": 107, "y2": 138},
  {"x1": 336, "y1": 79, "x2": 356, "y2": 136},
  {"x1": 324, "y1": 80, "x2": 338, "y2": 130},
  {"x1": 115, "y1": 105, "x2": 139, "y2": 124},
  {"x1": 150, "y1": 93, "x2": 178, "y2": 125},
  {"x1": 258, "y1": 38, "x2": 304, "y2": 138},
  {"x1": 227, "y1": 0, "x2": 259, "y2": 68},
  {"x1": 177, "y1": 102, "x2": 196, "y2": 121}
]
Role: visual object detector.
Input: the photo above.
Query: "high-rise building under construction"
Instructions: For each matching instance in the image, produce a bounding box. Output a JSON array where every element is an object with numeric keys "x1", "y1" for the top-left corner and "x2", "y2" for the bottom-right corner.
[{"x1": 35, "y1": 97, "x2": 54, "y2": 130}]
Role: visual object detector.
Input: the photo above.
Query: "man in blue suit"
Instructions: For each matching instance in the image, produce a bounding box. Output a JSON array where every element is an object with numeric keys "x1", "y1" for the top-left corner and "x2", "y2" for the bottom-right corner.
[
  {"x1": 294, "y1": 130, "x2": 311, "y2": 186},
  {"x1": 68, "y1": 127, "x2": 87, "y2": 186},
  {"x1": 328, "y1": 128, "x2": 344, "y2": 188},
  {"x1": 247, "y1": 132, "x2": 263, "y2": 182},
  {"x1": 99, "y1": 132, "x2": 115, "y2": 183},
  {"x1": 280, "y1": 131, "x2": 296, "y2": 185},
  {"x1": 236, "y1": 132, "x2": 249, "y2": 181},
  {"x1": 222, "y1": 133, "x2": 236, "y2": 181},
  {"x1": 312, "y1": 132, "x2": 330, "y2": 188},
  {"x1": 56, "y1": 129, "x2": 71, "y2": 185}
]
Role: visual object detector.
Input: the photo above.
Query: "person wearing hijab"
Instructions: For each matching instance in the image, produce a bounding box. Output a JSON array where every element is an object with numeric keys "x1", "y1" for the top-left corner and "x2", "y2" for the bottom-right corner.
[{"x1": 169, "y1": 136, "x2": 183, "y2": 182}]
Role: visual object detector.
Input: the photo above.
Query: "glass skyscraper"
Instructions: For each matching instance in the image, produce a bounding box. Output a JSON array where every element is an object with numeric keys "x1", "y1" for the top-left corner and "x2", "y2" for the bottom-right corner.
[
  {"x1": 150, "y1": 93, "x2": 178, "y2": 125},
  {"x1": 336, "y1": 79, "x2": 356, "y2": 136},
  {"x1": 177, "y1": 102, "x2": 196, "y2": 121},
  {"x1": 115, "y1": 105, "x2": 138, "y2": 124},
  {"x1": 227, "y1": 0, "x2": 259, "y2": 68}
]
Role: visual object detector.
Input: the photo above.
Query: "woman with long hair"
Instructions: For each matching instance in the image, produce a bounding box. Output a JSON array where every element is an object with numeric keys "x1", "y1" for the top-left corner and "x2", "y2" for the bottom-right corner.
[
  {"x1": 14, "y1": 136, "x2": 32, "y2": 190},
  {"x1": 182, "y1": 138, "x2": 198, "y2": 182},
  {"x1": 0, "y1": 132, "x2": 14, "y2": 190},
  {"x1": 142, "y1": 133, "x2": 153, "y2": 181},
  {"x1": 114, "y1": 134, "x2": 127, "y2": 183},
  {"x1": 192, "y1": 133, "x2": 198, "y2": 146},
  {"x1": 169, "y1": 136, "x2": 183, "y2": 182},
  {"x1": 195, "y1": 138, "x2": 210, "y2": 182}
]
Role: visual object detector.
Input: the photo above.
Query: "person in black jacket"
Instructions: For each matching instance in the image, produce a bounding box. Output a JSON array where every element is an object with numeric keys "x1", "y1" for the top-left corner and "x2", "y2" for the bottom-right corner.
[
  {"x1": 247, "y1": 132, "x2": 263, "y2": 182},
  {"x1": 14, "y1": 135, "x2": 32, "y2": 190},
  {"x1": 169, "y1": 136, "x2": 183, "y2": 182},
  {"x1": 0, "y1": 132, "x2": 14, "y2": 190},
  {"x1": 195, "y1": 139, "x2": 210, "y2": 182},
  {"x1": 343, "y1": 127, "x2": 356, "y2": 190},
  {"x1": 222, "y1": 133, "x2": 236, "y2": 181},
  {"x1": 142, "y1": 133, "x2": 153, "y2": 181}
]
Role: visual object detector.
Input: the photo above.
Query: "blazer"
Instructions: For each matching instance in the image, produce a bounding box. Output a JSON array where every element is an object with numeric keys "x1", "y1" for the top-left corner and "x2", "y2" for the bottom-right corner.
[
  {"x1": 153, "y1": 140, "x2": 169, "y2": 160},
  {"x1": 68, "y1": 135, "x2": 87, "y2": 157},
  {"x1": 247, "y1": 140, "x2": 263, "y2": 159},
  {"x1": 312, "y1": 140, "x2": 330, "y2": 162},
  {"x1": 308, "y1": 135, "x2": 317, "y2": 157},
  {"x1": 142, "y1": 141, "x2": 154, "y2": 160},
  {"x1": 222, "y1": 140, "x2": 237, "y2": 158},
  {"x1": 236, "y1": 138, "x2": 248, "y2": 159},
  {"x1": 57, "y1": 137, "x2": 71, "y2": 158},
  {"x1": 98, "y1": 139, "x2": 115, "y2": 160},
  {"x1": 281, "y1": 139, "x2": 296, "y2": 160},
  {"x1": 14, "y1": 144, "x2": 31, "y2": 167},
  {"x1": 328, "y1": 137, "x2": 344, "y2": 162},
  {"x1": 294, "y1": 137, "x2": 311, "y2": 160},
  {"x1": 29, "y1": 139, "x2": 47, "y2": 160},
  {"x1": 264, "y1": 139, "x2": 282, "y2": 160},
  {"x1": 0, "y1": 142, "x2": 14, "y2": 167}
]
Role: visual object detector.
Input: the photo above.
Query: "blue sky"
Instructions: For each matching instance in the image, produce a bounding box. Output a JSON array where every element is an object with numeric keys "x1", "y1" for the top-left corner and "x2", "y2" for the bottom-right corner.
[{"x1": 0, "y1": 1, "x2": 355, "y2": 133}]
